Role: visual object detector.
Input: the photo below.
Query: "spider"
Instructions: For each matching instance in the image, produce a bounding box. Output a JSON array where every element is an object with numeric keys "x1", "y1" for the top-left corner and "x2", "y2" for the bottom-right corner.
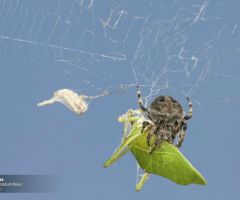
[{"x1": 136, "y1": 84, "x2": 192, "y2": 153}]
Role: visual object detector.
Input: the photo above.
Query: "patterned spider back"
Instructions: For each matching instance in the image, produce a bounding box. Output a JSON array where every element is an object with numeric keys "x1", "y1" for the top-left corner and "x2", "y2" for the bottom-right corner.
[{"x1": 148, "y1": 95, "x2": 184, "y2": 124}]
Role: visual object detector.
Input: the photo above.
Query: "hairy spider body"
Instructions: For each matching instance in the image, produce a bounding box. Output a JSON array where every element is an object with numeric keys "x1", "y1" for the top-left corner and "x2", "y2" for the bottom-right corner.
[{"x1": 137, "y1": 85, "x2": 192, "y2": 153}]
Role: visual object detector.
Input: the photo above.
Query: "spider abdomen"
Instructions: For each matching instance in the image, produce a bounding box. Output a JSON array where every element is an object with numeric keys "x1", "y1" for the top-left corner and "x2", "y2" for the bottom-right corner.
[{"x1": 148, "y1": 96, "x2": 184, "y2": 122}]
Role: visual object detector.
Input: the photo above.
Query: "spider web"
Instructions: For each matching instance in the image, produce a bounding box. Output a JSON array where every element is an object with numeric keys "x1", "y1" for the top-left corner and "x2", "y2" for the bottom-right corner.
[
  {"x1": 0, "y1": 0, "x2": 239, "y2": 190},
  {"x1": 0, "y1": 0, "x2": 239, "y2": 104}
]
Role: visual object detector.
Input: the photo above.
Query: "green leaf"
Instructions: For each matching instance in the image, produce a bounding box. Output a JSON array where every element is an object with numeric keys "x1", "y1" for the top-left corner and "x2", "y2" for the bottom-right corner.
[
  {"x1": 129, "y1": 130, "x2": 207, "y2": 185},
  {"x1": 104, "y1": 118, "x2": 206, "y2": 189}
]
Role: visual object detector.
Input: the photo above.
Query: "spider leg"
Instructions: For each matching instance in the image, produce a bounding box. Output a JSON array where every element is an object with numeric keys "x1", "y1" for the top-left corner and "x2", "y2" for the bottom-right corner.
[
  {"x1": 147, "y1": 128, "x2": 154, "y2": 147},
  {"x1": 184, "y1": 97, "x2": 193, "y2": 120},
  {"x1": 177, "y1": 97, "x2": 191, "y2": 147},
  {"x1": 141, "y1": 121, "x2": 151, "y2": 133},
  {"x1": 149, "y1": 132, "x2": 163, "y2": 154},
  {"x1": 136, "y1": 84, "x2": 147, "y2": 112},
  {"x1": 176, "y1": 122, "x2": 187, "y2": 148},
  {"x1": 148, "y1": 120, "x2": 165, "y2": 153},
  {"x1": 176, "y1": 131, "x2": 185, "y2": 148},
  {"x1": 141, "y1": 121, "x2": 154, "y2": 147},
  {"x1": 172, "y1": 121, "x2": 180, "y2": 142},
  {"x1": 136, "y1": 84, "x2": 154, "y2": 121}
]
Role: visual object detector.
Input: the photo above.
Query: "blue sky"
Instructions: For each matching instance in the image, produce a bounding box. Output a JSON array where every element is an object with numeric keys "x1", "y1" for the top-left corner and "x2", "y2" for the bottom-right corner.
[{"x1": 0, "y1": 0, "x2": 240, "y2": 199}]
